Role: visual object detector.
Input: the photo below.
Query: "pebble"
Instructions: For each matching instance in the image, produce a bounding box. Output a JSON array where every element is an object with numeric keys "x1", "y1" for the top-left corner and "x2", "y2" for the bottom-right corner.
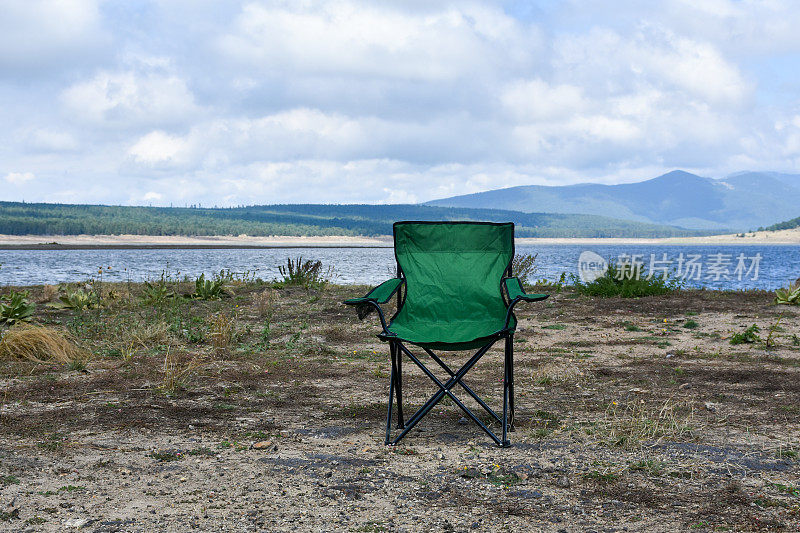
[
  {"x1": 63, "y1": 517, "x2": 89, "y2": 529},
  {"x1": 556, "y1": 475, "x2": 571, "y2": 488}
]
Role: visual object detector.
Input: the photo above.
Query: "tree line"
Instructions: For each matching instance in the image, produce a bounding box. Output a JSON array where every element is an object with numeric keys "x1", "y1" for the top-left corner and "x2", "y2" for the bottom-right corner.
[{"x1": 0, "y1": 201, "x2": 711, "y2": 238}]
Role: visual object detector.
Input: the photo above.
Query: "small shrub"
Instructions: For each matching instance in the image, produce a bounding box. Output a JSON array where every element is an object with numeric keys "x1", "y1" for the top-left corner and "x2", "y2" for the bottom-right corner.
[
  {"x1": 683, "y1": 319, "x2": 699, "y2": 329},
  {"x1": 139, "y1": 280, "x2": 175, "y2": 305},
  {"x1": 0, "y1": 324, "x2": 88, "y2": 364},
  {"x1": 188, "y1": 274, "x2": 226, "y2": 300},
  {"x1": 572, "y1": 261, "x2": 682, "y2": 298},
  {"x1": 278, "y1": 257, "x2": 333, "y2": 289},
  {"x1": 730, "y1": 324, "x2": 761, "y2": 345},
  {"x1": 56, "y1": 288, "x2": 100, "y2": 310},
  {"x1": 0, "y1": 291, "x2": 35, "y2": 325},
  {"x1": 511, "y1": 253, "x2": 538, "y2": 284}
]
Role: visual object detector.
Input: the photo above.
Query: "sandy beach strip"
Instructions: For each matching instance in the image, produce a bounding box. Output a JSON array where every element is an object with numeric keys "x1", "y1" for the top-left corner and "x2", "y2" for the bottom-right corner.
[
  {"x1": 0, "y1": 228, "x2": 798, "y2": 249},
  {"x1": 517, "y1": 227, "x2": 800, "y2": 245},
  {"x1": 0, "y1": 234, "x2": 394, "y2": 249}
]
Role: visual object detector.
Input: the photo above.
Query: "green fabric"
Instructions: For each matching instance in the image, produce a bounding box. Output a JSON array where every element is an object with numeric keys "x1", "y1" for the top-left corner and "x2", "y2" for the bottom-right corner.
[
  {"x1": 504, "y1": 277, "x2": 549, "y2": 302},
  {"x1": 345, "y1": 278, "x2": 403, "y2": 305},
  {"x1": 386, "y1": 222, "x2": 513, "y2": 348}
]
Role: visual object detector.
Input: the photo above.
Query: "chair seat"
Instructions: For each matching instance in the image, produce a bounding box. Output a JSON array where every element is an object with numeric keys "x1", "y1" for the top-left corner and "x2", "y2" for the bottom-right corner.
[{"x1": 383, "y1": 314, "x2": 515, "y2": 350}]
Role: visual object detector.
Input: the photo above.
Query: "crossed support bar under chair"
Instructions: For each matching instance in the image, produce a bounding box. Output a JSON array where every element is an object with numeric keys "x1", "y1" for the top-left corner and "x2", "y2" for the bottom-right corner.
[{"x1": 384, "y1": 335, "x2": 516, "y2": 447}]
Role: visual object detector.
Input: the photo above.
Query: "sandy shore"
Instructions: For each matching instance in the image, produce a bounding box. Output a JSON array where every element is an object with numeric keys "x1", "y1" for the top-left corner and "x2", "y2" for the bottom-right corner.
[
  {"x1": 0, "y1": 234, "x2": 393, "y2": 249},
  {"x1": 0, "y1": 228, "x2": 798, "y2": 248},
  {"x1": 517, "y1": 228, "x2": 800, "y2": 245}
]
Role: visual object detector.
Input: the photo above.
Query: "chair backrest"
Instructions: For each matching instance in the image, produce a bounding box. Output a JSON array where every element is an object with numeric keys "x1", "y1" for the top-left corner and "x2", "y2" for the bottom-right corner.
[{"x1": 393, "y1": 221, "x2": 514, "y2": 325}]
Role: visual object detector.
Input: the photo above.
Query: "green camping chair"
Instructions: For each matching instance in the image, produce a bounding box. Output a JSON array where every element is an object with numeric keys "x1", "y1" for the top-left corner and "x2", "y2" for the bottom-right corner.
[{"x1": 344, "y1": 221, "x2": 548, "y2": 447}]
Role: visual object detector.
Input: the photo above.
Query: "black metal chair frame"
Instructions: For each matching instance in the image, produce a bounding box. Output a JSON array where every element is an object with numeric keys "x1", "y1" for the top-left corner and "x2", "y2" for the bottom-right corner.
[{"x1": 356, "y1": 276, "x2": 528, "y2": 448}]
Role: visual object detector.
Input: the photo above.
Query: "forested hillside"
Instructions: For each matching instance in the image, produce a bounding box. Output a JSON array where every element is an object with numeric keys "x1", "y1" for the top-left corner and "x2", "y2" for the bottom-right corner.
[
  {"x1": 0, "y1": 202, "x2": 711, "y2": 238},
  {"x1": 763, "y1": 215, "x2": 800, "y2": 231}
]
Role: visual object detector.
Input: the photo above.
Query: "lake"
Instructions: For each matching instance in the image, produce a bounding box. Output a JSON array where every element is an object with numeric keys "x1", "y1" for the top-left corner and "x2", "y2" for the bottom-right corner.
[{"x1": 0, "y1": 244, "x2": 798, "y2": 290}]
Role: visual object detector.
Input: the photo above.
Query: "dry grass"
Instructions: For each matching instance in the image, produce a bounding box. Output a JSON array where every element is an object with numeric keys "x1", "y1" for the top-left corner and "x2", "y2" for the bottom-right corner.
[
  {"x1": 532, "y1": 360, "x2": 590, "y2": 386},
  {"x1": 128, "y1": 321, "x2": 169, "y2": 347},
  {"x1": 160, "y1": 349, "x2": 202, "y2": 394},
  {"x1": 321, "y1": 324, "x2": 357, "y2": 343},
  {"x1": 0, "y1": 324, "x2": 88, "y2": 364},
  {"x1": 253, "y1": 288, "x2": 278, "y2": 319},
  {"x1": 598, "y1": 397, "x2": 698, "y2": 448},
  {"x1": 209, "y1": 311, "x2": 234, "y2": 350},
  {"x1": 39, "y1": 285, "x2": 58, "y2": 303}
]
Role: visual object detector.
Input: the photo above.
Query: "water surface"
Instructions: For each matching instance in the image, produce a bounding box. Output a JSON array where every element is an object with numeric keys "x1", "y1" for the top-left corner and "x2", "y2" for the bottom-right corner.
[{"x1": 1, "y1": 244, "x2": 797, "y2": 290}]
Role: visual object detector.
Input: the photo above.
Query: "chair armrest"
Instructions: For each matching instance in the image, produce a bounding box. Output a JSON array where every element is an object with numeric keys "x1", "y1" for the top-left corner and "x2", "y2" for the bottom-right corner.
[
  {"x1": 344, "y1": 278, "x2": 404, "y2": 332},
  {"x1": 504, "y1": 277, "x2": 548, "y2": 302},
  {"x1": 344, "y1": 278, "x2": 404, "y2": 305}
]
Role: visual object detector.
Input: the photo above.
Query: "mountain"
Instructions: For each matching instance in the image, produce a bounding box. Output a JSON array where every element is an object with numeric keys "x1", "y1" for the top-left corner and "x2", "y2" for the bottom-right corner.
[
  {"x1": 425, "y1": 170, "x2": 800, "y2": 231},
  {"x1": 728, "y1": 171, "x2": 800, "y2": 190},
  {"x1": 0, "y1": 202, "x2": 711, "y2": 239}
]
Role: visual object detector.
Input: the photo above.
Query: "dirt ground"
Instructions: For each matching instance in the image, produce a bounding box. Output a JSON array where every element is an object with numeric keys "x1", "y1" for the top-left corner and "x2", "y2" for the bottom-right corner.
[{"x1": 0, "y1": 281, "x2": 799, "y2": 532}]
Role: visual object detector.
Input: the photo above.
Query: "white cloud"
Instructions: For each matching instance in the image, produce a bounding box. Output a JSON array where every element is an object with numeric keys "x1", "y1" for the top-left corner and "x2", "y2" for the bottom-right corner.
[
  {"x1": 128, "y1": 131, "x2": 190, "y2": 165},
  {"x1": 5, "y1": 172, "x2": 35, "y2": 184},
  {"x1": 142, "y1": 191, "x2": 163, "y2": 202},
  {"x1": 217, "y1": 1, "x2": 539, "y2": 81},
  {"x1": 61, "y1": 67, "x2": 200, "y2": 128}
]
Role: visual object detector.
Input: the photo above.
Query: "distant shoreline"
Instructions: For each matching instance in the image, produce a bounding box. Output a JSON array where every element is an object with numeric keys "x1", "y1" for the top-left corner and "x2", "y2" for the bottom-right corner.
[{"x1": 0, "y1": 229, "x2": 798, "y2": 249}]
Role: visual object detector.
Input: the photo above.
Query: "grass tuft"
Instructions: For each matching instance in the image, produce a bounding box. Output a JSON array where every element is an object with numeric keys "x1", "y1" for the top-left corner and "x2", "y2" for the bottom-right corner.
[
  {"x1": 160, "y1": 349, "x2": 201, "y2": 394},
  {"x1": 0, "y1": 324, "x2": 88, "y2": 364},
  {"x1": 598, "y1": 397, "x2": 697, "y2": 448},
  {"x1": 209, "y1": 311, "x2": 234, "y2": 351},
  {"x1": 532, "y1": 361, "x2": 589, "y2": 387}
]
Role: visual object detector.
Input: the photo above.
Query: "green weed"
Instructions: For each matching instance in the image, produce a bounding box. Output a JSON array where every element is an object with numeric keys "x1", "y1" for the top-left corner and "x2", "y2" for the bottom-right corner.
[
  {"x1": 572, "y1": 261, "x2": 682, "y2": 298},
  {"x1": 0, "y1": 291, "x2": 35, "y2": 325},
  {"x1": 278, "y1": 257, "x2": 333, "y2": 289},
  {"x1": 730, "y1": 324, "x2": 761, "y2": 345},
  {"x1": 188, "y1": 274, "x2": 226, "y2": 300}
]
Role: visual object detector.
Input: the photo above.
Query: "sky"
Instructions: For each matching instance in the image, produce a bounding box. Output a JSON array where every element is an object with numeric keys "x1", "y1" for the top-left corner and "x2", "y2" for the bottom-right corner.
[{"x1": 3, "y1": 0, "x2": 800, "y2": 206}]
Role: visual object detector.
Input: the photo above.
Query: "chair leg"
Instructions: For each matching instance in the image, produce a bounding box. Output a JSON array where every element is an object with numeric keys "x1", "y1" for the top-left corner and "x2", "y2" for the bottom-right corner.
[
  {"x1": 502, "y1": 336, "x2": 512, "y2": 447},
  {"x1": 508, "y1": 334, "x2": 515, "y2": 432},
  {"x1": 394, "y1": 341, "x2": 404, "y2": 429},
  {"x1": 385, "y1": 343, "x2": 397, "y2": 445}
]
